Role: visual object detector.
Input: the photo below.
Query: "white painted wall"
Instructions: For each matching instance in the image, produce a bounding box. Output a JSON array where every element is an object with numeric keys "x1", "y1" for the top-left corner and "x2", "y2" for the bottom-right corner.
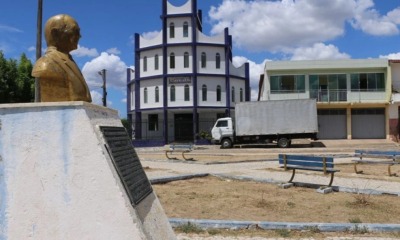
[
  {"x1": 139, "y1": 31, "x2": 163, "y2": 48},
  {"x1": 197, "y1": 76, "x2": 226, "y2": 107},
  {"x1": 140, "y1": 78, "x2": 164, "y2": 109},
  {"x1": 167, "y1": 0, "x2": 191, "y2": 14},
  {"x1": 167, "y1": 17, "x2": 193, "y2": 44},
  {"x1": 197, "y1": 46, "x2": 226, "y2": 75},
  {"x1": 0, "y1": 102, "x2": 175, "y2": 240},
  {"x1": 140, "y1": 48, "x2": 163, "y2": 78}
]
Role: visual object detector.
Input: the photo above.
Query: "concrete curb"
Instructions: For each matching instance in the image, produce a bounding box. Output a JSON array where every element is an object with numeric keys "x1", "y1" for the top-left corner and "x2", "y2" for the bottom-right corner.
[{"x1": 169, "y1": 218, "x2": 400, "y2": 232}]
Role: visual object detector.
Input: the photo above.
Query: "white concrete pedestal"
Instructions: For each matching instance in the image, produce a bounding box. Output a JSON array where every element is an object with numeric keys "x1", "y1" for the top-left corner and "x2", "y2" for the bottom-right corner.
[{"x1": 0, "y1": 102, "x2": 175, "y2": 240}]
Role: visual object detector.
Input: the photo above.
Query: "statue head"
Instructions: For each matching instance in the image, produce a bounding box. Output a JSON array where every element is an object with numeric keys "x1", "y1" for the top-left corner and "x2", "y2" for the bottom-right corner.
[{"x1": 44, "y1": 14, "x2": 81, "y2": 54}]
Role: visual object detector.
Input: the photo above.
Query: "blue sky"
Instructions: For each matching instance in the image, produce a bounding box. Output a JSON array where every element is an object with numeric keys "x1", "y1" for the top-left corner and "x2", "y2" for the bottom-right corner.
[{"x1": 1, "y1": 0, "x2": 399, "y2": 118}]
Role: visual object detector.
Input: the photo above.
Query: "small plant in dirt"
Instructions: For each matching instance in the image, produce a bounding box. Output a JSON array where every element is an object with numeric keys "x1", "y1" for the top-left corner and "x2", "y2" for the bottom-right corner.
[
  {"x1": 176, "y1": 222, "x2": 204, "y2": 234},
  {"x1": 207, "y1": 229, "x2": 221, "y2": 235},
  {"x1": 256, "y1": 191, "x2": 269, "y2": 208},
  {"x1": 351, "y1": 225, "x2": 369, "y2": 234},
  {"x1": 349, "y1": 217, "x2": 362, "y2": 224},
  {"x1": 304, "y1": 225, "x2": 320, "y2": 234},
  {"x1": 275, "y1": 228, "x2": 291, "y2": 238}
]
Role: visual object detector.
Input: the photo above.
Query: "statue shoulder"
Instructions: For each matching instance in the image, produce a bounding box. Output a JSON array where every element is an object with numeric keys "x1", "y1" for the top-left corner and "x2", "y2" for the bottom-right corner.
[{"x1": 32, "y1": 52, "x2": 62, "y2": 78}]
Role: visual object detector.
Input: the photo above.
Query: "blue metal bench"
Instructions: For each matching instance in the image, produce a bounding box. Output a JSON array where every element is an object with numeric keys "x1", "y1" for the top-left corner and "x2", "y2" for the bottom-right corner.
[
  {"x1": 278, "y1": 154, "x2": 339, "y2": 187},
  {"x1": 353, "y1": 150, "x2": 400, "y2": 176},
  {"x1": 165, "y1": 143, "x2": 194, "y2": 161}
]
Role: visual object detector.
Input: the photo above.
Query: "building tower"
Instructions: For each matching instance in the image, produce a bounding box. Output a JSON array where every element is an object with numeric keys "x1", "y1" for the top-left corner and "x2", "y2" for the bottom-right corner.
[{"x1": 127, "y1": 0, "x2": 250, "y2": 145}]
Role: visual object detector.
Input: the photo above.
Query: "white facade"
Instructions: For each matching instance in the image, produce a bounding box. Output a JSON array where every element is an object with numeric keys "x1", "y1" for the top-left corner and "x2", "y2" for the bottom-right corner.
[
  {"x1": 127, "y1": 0, "x2": 249, "y2": 144},
  {"x1": 260, "y1": 59, "x2": 395, "y2": 140}
]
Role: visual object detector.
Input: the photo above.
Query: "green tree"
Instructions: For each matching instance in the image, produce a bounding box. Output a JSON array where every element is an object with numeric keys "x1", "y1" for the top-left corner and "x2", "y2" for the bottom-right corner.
[
  {"x1": 0, "y1": 51, "x2": 35, "y2": 103},
  {"x1": 16, "y1": 53, "x2": 34, "y2": 102}
]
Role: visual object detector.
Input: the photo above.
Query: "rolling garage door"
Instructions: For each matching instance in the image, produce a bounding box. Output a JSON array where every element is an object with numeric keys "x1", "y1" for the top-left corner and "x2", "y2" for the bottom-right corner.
[
  {"x1": 317, "y1": 109, "x2": 347, "y2": 139},
  {"x1": 351, "y1": 108, "x2": 385, "y2": 139}
]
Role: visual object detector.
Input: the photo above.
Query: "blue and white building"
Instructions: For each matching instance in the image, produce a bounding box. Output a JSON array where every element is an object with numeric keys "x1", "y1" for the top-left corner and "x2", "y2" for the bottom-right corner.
[{"x1": 127, "y1": 0, "x2": 250, "y2": 145}]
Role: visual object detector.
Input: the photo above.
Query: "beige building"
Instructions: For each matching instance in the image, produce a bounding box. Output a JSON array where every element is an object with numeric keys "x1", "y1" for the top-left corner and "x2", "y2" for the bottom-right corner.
[{"x1": 259, "y1": 59, "x2": 400, "y2": 140}]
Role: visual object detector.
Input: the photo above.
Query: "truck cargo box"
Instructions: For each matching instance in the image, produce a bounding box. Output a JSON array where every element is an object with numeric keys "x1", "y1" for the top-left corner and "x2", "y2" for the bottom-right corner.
[{"x1": 234, "y1": 99, "x2": 318, "y2": 136}]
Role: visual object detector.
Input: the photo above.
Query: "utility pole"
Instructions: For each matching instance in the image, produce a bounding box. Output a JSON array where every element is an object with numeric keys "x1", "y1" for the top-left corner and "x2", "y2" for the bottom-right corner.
[
  {"x1": 98, "y1": 69, "x2": 107, "y2": 107},
  {"x1": 35, "y1": 0, "x2": 43, "y2": 102}
]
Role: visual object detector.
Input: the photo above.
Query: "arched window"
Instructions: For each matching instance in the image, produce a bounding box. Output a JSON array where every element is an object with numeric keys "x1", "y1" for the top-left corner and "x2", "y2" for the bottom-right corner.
[
  {"x1": 202, "y1": 84, "x2": 207, "y2": 101},
  {"x1": 216, "y1": 53, "x2": 221, "y2": 69},
  {"x1": 170, "y1": 52, "x2": 175, "y2": 69},
  {"x1": 155, "y1": 86, "x2": 159, "y2": 103},
  {"x1": 184, "y1": 52, "x2": 189, "y2": 68},
  {"x1": 184, "y1": 84, "x2": 190, "y2": 101},
  {"x1": 216, "y1": 85, "x2": 221, "y2": 102},
  {"x1": 170, "y1": 85, "x2": 175, "y2": 102},
  {"x1": 231, "y1": 86, "x2": 235, "y2": 103},
  {"x1": 143, "y1": 56, "x2": 147, "y2": 72},
  {"x1": 169, "y1": 22, "x2": 175, "y2": 38},
  {"x1": 154, "y1": 54, "x2": 159, "y2": 70},
  {"x1": 183, "y1": 21, "x2": 189, "y2": 38},
  {"x1": 240, "y1": 88, "x2": 243, "y2": 102},
  {"x1": 144, "y1": 87, "x2": 148, "y2": 103},
  {"x1": 201, "y1": 52, "x2": 206, "y2": 68}
]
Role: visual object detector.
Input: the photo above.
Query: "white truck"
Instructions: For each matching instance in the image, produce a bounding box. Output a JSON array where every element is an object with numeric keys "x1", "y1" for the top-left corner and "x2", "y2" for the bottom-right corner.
[{"x1": 211, "y1": 99, "x2": 318, "y2": 148}]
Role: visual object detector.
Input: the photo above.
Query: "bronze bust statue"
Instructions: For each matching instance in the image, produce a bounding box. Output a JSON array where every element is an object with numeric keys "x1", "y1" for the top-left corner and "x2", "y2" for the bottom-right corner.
[{"x1": 32, "y1": 14, "x2": 92, "y2": 102}]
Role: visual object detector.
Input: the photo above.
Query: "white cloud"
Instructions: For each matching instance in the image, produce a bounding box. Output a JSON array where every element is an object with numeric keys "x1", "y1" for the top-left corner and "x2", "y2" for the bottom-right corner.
[
  {"x1": 209, "y1": 0, "x2": 353, "y2": 52},
  {"x1": 90, "y1": 90, "x2": 113, "y2": 107},
  {"x1": 350, "y1": 0, "x2": 399, "y2": 36},
  {"x1": 82, "y1": 52, "x2": 128, "y2": 90},
  {"x1": 71, "y1": 45, "x2": 99, "y2": 58},
  {"x1": 0, "y1": 24, "x2": 22, "y2": 33},
  {"x1": 121, "y1": 98, "x2": 127, "y2": 103},
  {"x1": 233, "y1": 56, "x2": 269, "y2": 101},
  {"x1": 107, "y1": 48, "x2": 121, "y2": 55},
  {"x1": 208, "y1": 0, "x2": 400, "y2": 53},
  {"x1": 142, "y1": 31, "x2": 161, "y2": 40},
  {"x1": 379, "y1": 52, "x2": 400, "y2": 60},
  {"x1": 290, "y1": 43, "x2": 351, "y2": 60}
]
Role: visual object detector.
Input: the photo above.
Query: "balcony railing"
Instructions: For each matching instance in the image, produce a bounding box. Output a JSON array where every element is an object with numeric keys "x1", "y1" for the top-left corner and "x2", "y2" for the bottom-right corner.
[{"x1": 269, "y1": 89, "x2": 387, "y2": 103}]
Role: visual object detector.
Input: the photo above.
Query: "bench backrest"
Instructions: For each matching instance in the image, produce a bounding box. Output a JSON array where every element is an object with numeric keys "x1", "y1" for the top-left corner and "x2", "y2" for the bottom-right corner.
[
  {"x1": 169, "y1": 144, "x2": 193, "y2": 151},
  {"x1": 278, "y1": 154, "x2": 335, "y2": 170},
  {"x1": 355, "y1": 150, "x2": 400, "y2": 159}
]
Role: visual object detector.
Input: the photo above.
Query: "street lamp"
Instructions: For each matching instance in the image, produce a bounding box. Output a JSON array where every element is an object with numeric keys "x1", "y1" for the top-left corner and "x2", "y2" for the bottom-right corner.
[
  {"x1": 98, "y1": 69, "x2": 107, "y2": 107},
  {"x1": 35, "y1": 0, "x2": 43, "y2": 102}
]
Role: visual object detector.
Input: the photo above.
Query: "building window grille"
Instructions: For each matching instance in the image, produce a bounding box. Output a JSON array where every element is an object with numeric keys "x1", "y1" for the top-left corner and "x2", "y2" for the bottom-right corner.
[
  {"x1": 217, "y1": 85, "x2": 221, "y2": 102},
  {"x1": 155, "y1": 54, "x2": 159, "y2": 70},
  {"x1": 201, "y1": 52, "x2": 206, "y2": 68},
  {"x1": 144, "y1": 87, "x2": 148, "y2": 104},
  {"x1": 184, "y1": 52, "x2": 189, "y2": 68},
  {"x1": 170, "y1": 85, "x2": 176, "y2": 102},
  {"x1": 155, "y1": 86, "x2": 159, "y2": 103},
  {"x1": 183, "y1": 21, "x2": 189, "y2": 37},
  {"x1": 169, "y1": 22, "x2": 175, "y2": 38},
  {"x1": 143, "y1": 56, "x2": 147, "y2": 72},
  {"x1": 184, "y1": 84, "x2": 190, "y2": 101},
  {"x1": 170, "y1": 52, "x2": 175, "y2": 69},
  {"x1": 216, "y1": 53, "x2": 221, "y2": 69},
  {"x1": 202, "y1": 84, "x2": 207, "y2": 101}
]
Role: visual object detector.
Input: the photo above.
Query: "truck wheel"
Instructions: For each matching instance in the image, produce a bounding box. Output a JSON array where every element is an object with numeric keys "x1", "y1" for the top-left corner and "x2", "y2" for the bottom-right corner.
[
  {"x1": 221, "y1": 139, "x2": 232, "y2": 148},
  {"x1": 278, "y1": 138, "x2": 290, "y2": 148}
]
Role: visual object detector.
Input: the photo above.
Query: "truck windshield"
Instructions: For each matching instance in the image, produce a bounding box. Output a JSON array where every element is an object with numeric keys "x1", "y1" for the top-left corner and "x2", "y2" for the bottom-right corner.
[{"x1": 216, "y1": 120, "x2": 228, "y2": 127}]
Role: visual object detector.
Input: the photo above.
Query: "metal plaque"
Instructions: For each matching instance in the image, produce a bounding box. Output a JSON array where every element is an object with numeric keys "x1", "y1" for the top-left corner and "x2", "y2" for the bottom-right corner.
[{"x1": 100, "y1": 126, "x2": 152, "y2": 206}]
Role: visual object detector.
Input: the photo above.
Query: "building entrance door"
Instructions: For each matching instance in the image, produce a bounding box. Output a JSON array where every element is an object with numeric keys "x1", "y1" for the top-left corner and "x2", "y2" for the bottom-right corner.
[{"x1": 174, "y1": 114, "x2": 193, "y2": 142}]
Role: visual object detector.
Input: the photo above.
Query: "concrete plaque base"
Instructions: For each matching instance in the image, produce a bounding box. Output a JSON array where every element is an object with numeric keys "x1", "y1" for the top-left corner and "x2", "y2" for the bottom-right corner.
[{"x1": 0, "y1": 102, "x2": 175, "y2": 240}]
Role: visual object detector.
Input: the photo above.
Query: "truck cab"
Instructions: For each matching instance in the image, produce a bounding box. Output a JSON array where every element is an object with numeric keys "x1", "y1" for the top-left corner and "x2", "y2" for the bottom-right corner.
[{"x1": 211, "y1": 117, "x2": 234, "y2": 148}]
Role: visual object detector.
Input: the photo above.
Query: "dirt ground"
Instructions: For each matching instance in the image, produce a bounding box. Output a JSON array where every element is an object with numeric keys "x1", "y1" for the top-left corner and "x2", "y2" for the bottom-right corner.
[{"x1": 139, "y1": 140, "x2": 400, "y2": 238}]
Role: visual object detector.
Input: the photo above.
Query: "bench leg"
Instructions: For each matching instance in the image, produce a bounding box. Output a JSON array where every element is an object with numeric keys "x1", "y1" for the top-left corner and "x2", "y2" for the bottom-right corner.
[
  {"x1": 165, "y1": 151, "x2": 176, "y2": 160},
  {"x1": 353, "y1": 163, "x2": 363, "y2": 174},
  {"x1": 328, "y1": 172, "x2": 335, "y2": 187},
  {"x1": 288, "y1": 169, "x2": 296, "y2": 183},
  {"x1": 388, "y1": 164, "x2": 397, "y2": 177},
  {"x1": 182, "y1": 151, "x2": 194, "y2": 161}
]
